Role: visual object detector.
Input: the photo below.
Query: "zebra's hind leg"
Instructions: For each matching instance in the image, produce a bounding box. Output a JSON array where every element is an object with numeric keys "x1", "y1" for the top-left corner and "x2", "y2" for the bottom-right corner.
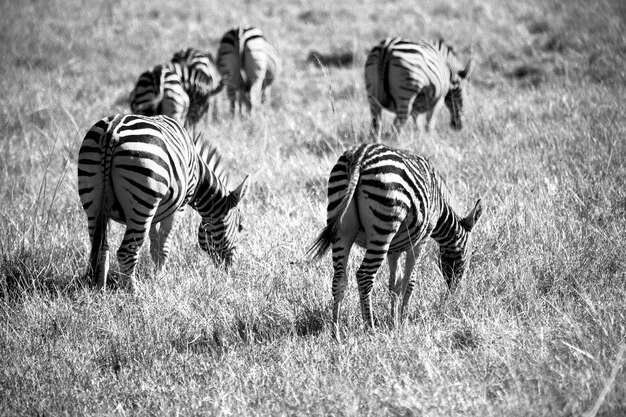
[
  {"x1": 117, "y1": 216, "x2": 155, "y2": 293},
  {"x1": 94, "y1": 237, "x2": 111, "y2": 290},
  {"x1": 356, "y1": 247, "x2": 389, "y2": 330},
  {"x1": 330, "y1": 203, "x2": 359, "y2": 342},
  {"x1": 149, "y1": 210, "x2": 182, "y2": 276},
  {"x1": 331, "y1": 240, "x2": 355, "y2": 342}
]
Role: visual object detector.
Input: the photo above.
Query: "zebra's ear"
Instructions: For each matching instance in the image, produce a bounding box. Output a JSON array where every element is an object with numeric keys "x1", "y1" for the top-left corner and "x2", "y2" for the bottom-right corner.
[
  {"x1": 228, "y1": 175, "x2": 250, "y2": 208},
  {"x1": 459, "y1": 59, "x2": 475, "y2": 80},
  {"x1": 461, "y1": 198, "x2": 483, "y2": 231}
]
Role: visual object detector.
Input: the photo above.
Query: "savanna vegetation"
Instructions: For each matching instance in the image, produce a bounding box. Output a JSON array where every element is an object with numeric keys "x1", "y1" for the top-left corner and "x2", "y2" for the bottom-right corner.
[{"x1": 1, "y1": 0, "x2": 625, "y2": 415}]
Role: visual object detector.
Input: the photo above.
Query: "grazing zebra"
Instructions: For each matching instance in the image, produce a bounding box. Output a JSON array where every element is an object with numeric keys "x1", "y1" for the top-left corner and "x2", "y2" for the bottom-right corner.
[
  {"x1": 77, "y1": 114, "x2": 248, "y2": 291},
  {"x1": 170, "y1": 48, "x2": 223, "y2": 125},
  {"x1": 308, "y1": 143, "x2": 483, "y2": 339},
  {"x1": 129, "y1": 64, "x2": 189, "y2": 125},
  {"x1": 216, "y1": 25, "x2": 281, "y2": 115},
  {"x1": 364, "y1": 37, "x2": 475, "y2": 139}
]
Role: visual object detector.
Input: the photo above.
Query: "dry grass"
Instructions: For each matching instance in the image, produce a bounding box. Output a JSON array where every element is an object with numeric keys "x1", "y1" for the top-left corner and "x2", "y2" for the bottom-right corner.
[{"x1": 1, "y1": 0, "x2": 625, "y2": 415}]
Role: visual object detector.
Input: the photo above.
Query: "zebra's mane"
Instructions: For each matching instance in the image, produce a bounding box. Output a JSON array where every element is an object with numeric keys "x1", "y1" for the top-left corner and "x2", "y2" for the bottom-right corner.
[
  {"x1": 431, "y1": 166, "x2": 464, "y2": 216},
  {"x1": 432, "y1": 38, "x2": 464, "y2": 73},
  {"x1": 193, "y1": 133, "x2": 231, "y2": 190}
]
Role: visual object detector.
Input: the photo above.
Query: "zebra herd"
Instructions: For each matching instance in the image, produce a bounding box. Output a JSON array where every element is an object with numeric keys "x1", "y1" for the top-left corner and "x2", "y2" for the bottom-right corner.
[{"x1": 77, "y1": 25, "x2": 482, "y2": 337}]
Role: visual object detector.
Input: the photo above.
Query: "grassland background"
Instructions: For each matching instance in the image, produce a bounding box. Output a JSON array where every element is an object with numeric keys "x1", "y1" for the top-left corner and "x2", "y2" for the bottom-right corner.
[{"x1": 1, "y1": 0, "x2": 625, "y2": 415}]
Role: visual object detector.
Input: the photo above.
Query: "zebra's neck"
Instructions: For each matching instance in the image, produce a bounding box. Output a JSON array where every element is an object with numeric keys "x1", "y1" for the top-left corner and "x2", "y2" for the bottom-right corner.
[
  {"x1": 431, "y1": 193, "x2": 468, "y2": 253},
  {"x1": 190, "y1": 158, "x2": 230, "y2": 217}
]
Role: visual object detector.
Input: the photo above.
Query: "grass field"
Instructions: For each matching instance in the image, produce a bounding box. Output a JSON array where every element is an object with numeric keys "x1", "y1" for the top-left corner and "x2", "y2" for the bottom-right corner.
[{"x1": 1, "y1": 0, "x2": 625, "y2": 415}]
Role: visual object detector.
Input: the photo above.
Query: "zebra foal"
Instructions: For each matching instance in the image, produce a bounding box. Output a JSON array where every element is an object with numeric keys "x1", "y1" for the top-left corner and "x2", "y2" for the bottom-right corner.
[
  {"x1": 365, "y1": 38, "x2": 475, "y2": 139},
  {"x1": 217, "y1": 26, "x2": 281, "y2": 115},
  {"x1": 308, "y1": 143, "x2": 483, "y2": 339},
  {"x1": 77, "y1": 114, "x2": 248, "y2": 291}
]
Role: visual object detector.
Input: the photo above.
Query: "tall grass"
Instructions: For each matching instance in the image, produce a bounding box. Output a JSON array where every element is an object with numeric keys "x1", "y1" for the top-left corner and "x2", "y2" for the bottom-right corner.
[{"x1": 1, "y1": 0, "x2": 625, "y2": 415}]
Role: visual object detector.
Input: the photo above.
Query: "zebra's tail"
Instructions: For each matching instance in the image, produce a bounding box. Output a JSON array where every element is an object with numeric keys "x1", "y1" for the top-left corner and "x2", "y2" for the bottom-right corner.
[
  {"x1": 87, "y1": 118, "x2": 118, "y2": 285},
  {"x1": 88, "y1": 201, "x2": 109, "y2": 285},
  {"x1": 307, "y1": 145, "x2": 368, "y2": 261}
]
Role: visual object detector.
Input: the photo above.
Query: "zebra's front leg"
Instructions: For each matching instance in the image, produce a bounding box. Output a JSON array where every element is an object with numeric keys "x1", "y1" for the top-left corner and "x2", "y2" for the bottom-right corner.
[
  {"x1": 387, "y1": 251, "x2": 401, "y2": 326},
  {"x1": 398, "y1": 244, "x2": 424, "y2": 321},
  {"x1": 149, "y1": 210, "x2": 182, "y2": 276},
  {"x1": 369, "y1": 100, "x2": 383, "y2": 142},
  {"x1": 425, "y1": 98, "x2": 445, "y2": 132},
  {"x1": 248, "y1": 80, "x2": 264, "y2": 114},
  {"x1": 227, "y1": 85, "x2": 237, "y2": 116},
  {"x1": 261, "y1": 85, "x2": 271, "y2": 105},
  {"x1": 393, "y1": 97, "x2": 415, "y2": 136}
]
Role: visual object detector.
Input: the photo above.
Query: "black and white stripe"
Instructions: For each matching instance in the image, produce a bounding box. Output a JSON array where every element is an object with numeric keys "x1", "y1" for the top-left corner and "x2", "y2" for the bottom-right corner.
[
  {"x1": 365, "y1": 38, "x2": 475, "y2": 138},
  {"x1": 217, "y1": 26, "x2": 281, "y2": 115},
  {"x1": 308, "y1": 143, "x2": 482, "y2": 338},
  {"x1": 77, "y1": 114, "x2": 248, "y2": 291},
  {"x1": 129, "y1": 64, "x2": 189, "y2": 125},
  {"x1": 170, "y1": 48, "x2": 223, "y2": 125}
]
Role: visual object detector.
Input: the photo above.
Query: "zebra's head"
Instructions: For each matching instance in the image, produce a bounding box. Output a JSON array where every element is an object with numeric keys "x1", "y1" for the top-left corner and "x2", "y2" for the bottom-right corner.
[
  {"x1": 197, "y1": 176, "x2": 249, "y2": 268},
  {"x1": 444, "y1": 58, "x2": 475, "y2": 130},
  {"x1": 186, "y1": 89, "x2": 211, "y2": 127},
  {"x1": 186, "y1": 79, "x2": 226, "y2": 127},
  {"x1": 439, "y1": 198, "x2": 483, "y2": 291}
]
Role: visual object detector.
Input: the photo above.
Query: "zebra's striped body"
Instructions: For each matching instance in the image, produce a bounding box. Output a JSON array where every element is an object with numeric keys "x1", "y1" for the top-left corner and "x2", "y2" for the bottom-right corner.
[
  {"x1": 170, "y1": 48, "x2": 222, "y2": 125},
  {"x1": 365, "y1": 38, "x2": 475, "y2": 139},
  {"x1": 309, "y1": 143, "x2": 482, "y2": 338},
  {"x1": 129, "y1": 65, "x2": 189, "y2": 125},
  {"x1": 217, "y1": 26, "x2": 281, "y2": 115},
  {"x1": 77, "y1": 114, "x2": 248, "y2": 291}
]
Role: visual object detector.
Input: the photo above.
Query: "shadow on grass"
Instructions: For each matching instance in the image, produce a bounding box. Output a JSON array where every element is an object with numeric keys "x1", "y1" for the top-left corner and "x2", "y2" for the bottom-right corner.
[
  {"x1": 1, "y1": 246, "x2": 88, "y2": 302},
  {"x1": 236, "y1": 305, "x2": 327, "y2": 344},
  {"x1": 306, "y1": 50, "x2": 354, "y2": 68}
]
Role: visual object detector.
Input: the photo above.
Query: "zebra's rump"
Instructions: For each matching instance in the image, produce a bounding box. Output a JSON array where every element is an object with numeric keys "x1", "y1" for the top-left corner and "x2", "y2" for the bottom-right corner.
[
  {"x1": 365, "y1": 38, "x2": 454, "y2": 113},
  {"x1": 217, "y1": 26, "x2": 280, "y2": 89},
  {"x1": 78, "y1": 114, "x2": 198, "y2": 226}
]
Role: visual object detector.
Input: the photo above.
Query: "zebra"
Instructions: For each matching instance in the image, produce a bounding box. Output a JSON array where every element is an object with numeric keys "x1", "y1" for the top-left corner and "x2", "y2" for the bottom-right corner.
[
  {"x1": 216, "y1": 25, "x2": 281, "y2": 115},
  {"x1": 77, "y1": 114, "x2": 249, "y2": 291},
  {"x1": 129, "y1": 64, "x2": 189, "y2": 126},
  {"x1": 308, "y1": 143, "x2": 483, "y2": 339},
  {"x1": 364, "y1": 37, "x2": 475, "y2": 139},
  {"x1": 170, "y1": 48, "x2": 223, "y2": 125}
]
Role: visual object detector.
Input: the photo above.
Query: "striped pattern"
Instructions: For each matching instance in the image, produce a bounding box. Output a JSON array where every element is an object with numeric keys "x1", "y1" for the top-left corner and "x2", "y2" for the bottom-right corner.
[
  {"x1": 308, "y1": 143, "x2": 482, "y2": 337},
  {"x1": 217, "y1": 26, "x2": 281, "y2": 115},
  {"x1": 170, "y1": 48, "x2": 222, "y2": 125},
  {"x1": 129, "y1": 64, "x2": 189, "y2": 125},
  {"x1": 77, "y1": 114, "x2": 248, "y2": 291},
  {"x1": 365, "y1": 38, "x2": 475, "y2": 138}
]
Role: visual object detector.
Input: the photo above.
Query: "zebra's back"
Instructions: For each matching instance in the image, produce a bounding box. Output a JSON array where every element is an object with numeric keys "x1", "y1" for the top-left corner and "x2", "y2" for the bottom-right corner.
[
  {"x1": 365, "y1": 38, "x2": 474, "y2": 137},
  {"x1": 217, "y1": 26, "x2": 280, "y2": 113},
  {"x1": 326, "y1": 143, "x2": 444, "y2": 254}
]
